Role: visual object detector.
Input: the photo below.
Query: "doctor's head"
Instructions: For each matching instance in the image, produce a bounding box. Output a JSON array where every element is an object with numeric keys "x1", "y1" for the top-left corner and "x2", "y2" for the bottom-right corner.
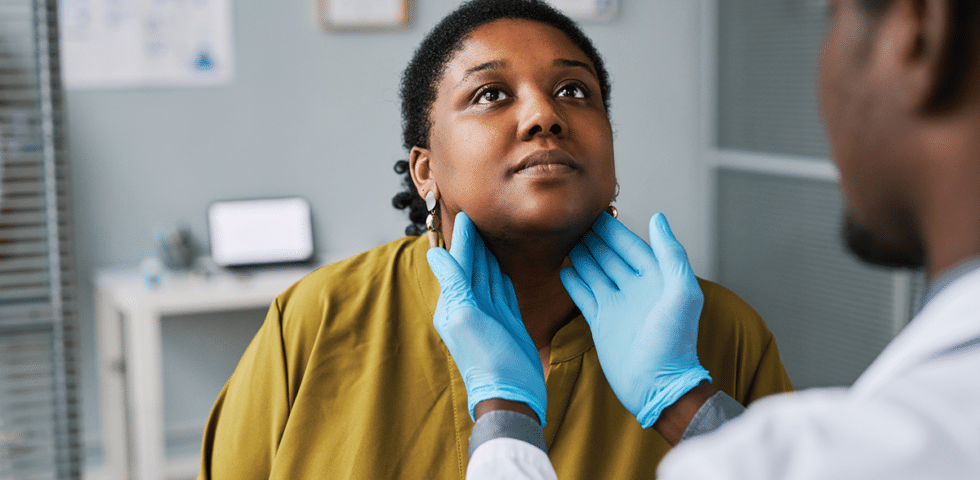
[
  {"x1": 820, "y1": 0, "x2": 980, "y2": 273},
  {"x1": 392, "y1": 0, "x2": 616, "y2": 248}
]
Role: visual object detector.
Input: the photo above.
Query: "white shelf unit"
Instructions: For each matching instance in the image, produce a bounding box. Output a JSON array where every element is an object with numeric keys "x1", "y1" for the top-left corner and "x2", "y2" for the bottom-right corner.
[{"x1": 94, "y1": 265, "x2": 317, "y2": 480}]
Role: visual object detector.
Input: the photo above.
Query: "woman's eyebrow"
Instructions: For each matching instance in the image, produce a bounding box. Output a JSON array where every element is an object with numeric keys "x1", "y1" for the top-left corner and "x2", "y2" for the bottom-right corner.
[
  {"x1": 455, "y1": 57, "x2": 595, "y2": 87},
  {"x1": 457, "y1": 60, "x2": 507, "y2": 86},
  {"x1": 554, "y1": 58, "x2": 596, "y2": 76}
]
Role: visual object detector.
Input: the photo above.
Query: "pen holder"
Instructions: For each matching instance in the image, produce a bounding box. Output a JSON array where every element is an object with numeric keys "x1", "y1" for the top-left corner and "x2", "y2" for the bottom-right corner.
[{"x1": 156, "y1": 226, "x2": 198, "y2": 271}]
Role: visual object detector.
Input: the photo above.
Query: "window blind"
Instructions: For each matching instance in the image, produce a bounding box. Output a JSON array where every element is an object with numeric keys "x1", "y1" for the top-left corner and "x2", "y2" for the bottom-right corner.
[
  {"x1": 717, "y1": 0, "x2": 830, "y2": 158},
  {"x1": 716, "y1": 170, "x2": 899, "y2": 388},
  {"x1": 0, "y1": 0, "x2": 81, "y2": 478}
]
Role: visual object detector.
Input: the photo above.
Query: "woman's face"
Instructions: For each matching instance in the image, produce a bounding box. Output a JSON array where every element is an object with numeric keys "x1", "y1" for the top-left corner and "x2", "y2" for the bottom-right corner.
[{"x1": 414, "y1": 18, "x2": 615, "y2": 242}]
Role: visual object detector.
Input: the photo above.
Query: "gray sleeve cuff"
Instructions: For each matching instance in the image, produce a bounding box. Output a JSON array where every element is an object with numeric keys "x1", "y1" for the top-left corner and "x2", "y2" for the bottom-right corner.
[
  {"x1": 680, "y1": 390, "x2": 746, "y2": 442},
  {"x1": 468, "y1": 410, "x2": 547, "y2": 459}
]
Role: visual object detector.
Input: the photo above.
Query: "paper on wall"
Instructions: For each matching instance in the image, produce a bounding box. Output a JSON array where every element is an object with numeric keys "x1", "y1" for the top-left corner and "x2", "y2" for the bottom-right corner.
[
  {"x1": 545, "y1": 0, "x2": 617, "y2": 21},
  {"x1": 59, "y1": 0, "x2": 234, "y2": 89},
  {"x1": 323, "y1": 0, "x2": 406, "y2": 26}
]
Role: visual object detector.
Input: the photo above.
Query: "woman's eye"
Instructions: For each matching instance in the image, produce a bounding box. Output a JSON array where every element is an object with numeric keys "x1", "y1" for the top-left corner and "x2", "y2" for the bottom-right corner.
[
  {"x1": 557, "y1": 84, "x2": 587, "y2": 99},
  {"x1": 476, "y1": 88, "x2": 509, "y2": 104}
]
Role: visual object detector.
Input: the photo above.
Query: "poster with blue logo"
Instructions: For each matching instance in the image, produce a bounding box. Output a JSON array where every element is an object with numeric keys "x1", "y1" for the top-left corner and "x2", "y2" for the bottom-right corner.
[{"x1": 60, "y1": 0, "x2": 234, "y2": 88}]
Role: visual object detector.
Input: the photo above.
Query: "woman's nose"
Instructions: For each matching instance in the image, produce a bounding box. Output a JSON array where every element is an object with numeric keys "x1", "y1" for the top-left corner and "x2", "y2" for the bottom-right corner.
[{"x1": 519, "y1": 95, "x2": 567, "y2": 141}]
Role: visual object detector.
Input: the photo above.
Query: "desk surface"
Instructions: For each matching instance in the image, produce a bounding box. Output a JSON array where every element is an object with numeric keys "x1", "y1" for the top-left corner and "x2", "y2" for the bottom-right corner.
[{"x1": 96, "y1": 265, "x2": 321, "y2": 316}]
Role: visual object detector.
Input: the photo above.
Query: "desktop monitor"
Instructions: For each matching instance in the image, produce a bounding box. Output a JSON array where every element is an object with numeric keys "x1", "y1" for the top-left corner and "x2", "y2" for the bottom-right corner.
[{"x1": 207, "y1": 197, "x2": 315, "y2": 268}]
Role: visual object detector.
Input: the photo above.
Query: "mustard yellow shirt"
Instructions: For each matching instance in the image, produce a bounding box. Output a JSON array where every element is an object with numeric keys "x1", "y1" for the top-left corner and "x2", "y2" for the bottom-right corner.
[{"x1": 199, "y1": 235, "x2": 792, "y2": 479}]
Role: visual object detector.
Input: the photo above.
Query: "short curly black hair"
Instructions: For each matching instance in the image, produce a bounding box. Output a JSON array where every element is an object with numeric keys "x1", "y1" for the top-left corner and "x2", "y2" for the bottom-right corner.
[{"x1": 392, "y1": 0, "x2": 612, "y2": 236}]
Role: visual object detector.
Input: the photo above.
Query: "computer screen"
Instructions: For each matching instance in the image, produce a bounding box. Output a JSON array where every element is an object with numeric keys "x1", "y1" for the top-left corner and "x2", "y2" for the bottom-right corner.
[{"x1": 208, "y1": 197, "x2": 315, "y2": 267}]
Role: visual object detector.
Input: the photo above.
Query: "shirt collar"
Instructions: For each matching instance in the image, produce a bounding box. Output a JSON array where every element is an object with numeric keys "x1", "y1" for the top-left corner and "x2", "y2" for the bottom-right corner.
[{"x1": 919, "y1": 255, "x2": 980, "y2": 310}]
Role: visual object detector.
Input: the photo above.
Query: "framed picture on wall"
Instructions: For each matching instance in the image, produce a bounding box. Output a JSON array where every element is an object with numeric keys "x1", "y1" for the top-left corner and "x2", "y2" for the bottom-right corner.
[
  {"x1": 546, "y1": 0, "x2": 618, "y2": 22},
  {"x1": 319, "y1": 0, "x2": 410, "y2": 30}
]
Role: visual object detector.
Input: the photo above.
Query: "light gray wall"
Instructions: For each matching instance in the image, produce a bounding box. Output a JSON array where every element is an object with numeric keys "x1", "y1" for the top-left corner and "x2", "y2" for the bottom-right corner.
[{"x1": 67, "y1": 0, "x2": 706, "y2": 466}]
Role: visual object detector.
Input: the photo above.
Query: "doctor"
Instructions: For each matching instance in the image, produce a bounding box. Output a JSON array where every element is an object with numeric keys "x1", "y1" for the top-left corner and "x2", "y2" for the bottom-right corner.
[{"x1": 426, "y1": 0, "x2": 980, "y2": 478}]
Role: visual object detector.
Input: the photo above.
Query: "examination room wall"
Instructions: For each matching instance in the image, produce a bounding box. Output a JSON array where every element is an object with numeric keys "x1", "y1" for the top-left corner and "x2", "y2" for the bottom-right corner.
[{"x1": 64, "y1": 0, "x2": 707, "y2": 471}]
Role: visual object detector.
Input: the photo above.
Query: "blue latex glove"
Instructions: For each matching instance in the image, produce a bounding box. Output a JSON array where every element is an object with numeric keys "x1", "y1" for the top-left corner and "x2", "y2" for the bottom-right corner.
[
  {"x1": 560, "y1": 212, "x2": 711, "y2": 428},
  {"x1": 427, "y1": 212, "x2": 547, "y2": 426}
]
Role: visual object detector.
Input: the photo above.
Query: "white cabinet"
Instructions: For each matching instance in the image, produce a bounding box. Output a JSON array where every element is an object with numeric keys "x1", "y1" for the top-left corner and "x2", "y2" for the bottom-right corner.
[{"x1": 94, "y1": 266, "x2": 315, "y2": 480}]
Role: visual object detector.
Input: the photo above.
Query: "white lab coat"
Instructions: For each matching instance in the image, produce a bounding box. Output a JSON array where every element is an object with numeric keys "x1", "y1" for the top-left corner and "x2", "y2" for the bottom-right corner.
[
  {"x1": 466, "y1": 438, "x2": 557, "y2": 480},
  {"x1": 467, "y1": 268, "x2": 980, "y2": 480}
]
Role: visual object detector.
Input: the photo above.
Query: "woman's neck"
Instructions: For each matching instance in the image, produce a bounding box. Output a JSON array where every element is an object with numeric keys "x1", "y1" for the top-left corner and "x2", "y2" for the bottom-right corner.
[
  {"x1": 438, "y1": 212, "x2": 591, "y2": 353},
  {"x1": 483, "y1": 235, "x2": 582, "y2": 351}
]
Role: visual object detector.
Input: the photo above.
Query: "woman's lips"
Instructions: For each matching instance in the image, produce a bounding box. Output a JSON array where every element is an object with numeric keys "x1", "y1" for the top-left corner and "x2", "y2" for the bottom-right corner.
[
  {"x1": 511, "y1": 149, "x2": 577, "y2": 176},
  {"x1": 516, "y1": 163, "x2": 575, "y2": 176}
]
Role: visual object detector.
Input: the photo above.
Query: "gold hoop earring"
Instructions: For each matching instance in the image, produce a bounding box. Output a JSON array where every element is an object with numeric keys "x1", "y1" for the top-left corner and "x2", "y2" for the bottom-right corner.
[
  {"x1": 606, "y1": 182, "x2": 620, "y2": 218},
  {"x1": 425, "y1": 191, "x2": 440, "y2": 248}
]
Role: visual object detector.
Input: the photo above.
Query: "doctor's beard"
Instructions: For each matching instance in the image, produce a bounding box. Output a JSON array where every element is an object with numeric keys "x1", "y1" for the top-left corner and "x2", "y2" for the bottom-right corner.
[{"x1": 842, "y1": 215, "x2": 926, "y2": 270}]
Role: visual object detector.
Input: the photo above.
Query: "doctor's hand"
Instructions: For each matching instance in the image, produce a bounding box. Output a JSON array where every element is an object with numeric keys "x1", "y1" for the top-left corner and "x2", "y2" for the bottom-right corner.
[
  {"x1": 560, "y1": 212, "x2": 711, "y2": 429},
  {"x1": 427, "y1": 212, "x2": 547, "y2": 426}
]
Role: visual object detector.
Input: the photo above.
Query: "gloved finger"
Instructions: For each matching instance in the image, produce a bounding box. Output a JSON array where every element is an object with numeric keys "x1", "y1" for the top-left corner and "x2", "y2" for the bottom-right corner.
[
  {"x1": 592, "y1": 212, "x2": 657, "y2": 274},
  {"x1": 426, "y1": 248, "x2": 471, "y2": 301},
  {"x1": 581, "y1": 230, "x2": 635, "y2": 285},
  {"x1": 559, "y1": 265, "x2": 598, "y2": 321},
  {"x1": 449, "y1": 212, "x2": 477, "y2": 284},
  {"x1": 481, "y1": 240, "x2": 499, "y2": 304},
  {"x1": 501, "y1": 273, "x2": 522, "y2": 321},
  {"x1": 482, "y1": 243, "x2": 519, "y2": 322},
  {"x1": 471, "y1": 228, "x2": 493, "y2": 308},
  {"x1": 648, "y1": 213, "x2": 695, "y2": 280},
  {"x1": 567, "y1": 243, "x2": 619, "y2": 294}
]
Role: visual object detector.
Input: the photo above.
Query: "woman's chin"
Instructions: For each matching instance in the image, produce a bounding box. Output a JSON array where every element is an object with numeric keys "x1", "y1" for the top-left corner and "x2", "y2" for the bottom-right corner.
[{"x1": 478, "y1": 205, "x2": 603, "y2": 243}]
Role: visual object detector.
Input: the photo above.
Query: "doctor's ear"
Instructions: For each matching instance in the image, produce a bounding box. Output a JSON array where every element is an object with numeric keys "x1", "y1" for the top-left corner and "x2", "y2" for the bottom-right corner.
[{"x1": 879, "y1": 0, "x2": 957, "y2": 112}]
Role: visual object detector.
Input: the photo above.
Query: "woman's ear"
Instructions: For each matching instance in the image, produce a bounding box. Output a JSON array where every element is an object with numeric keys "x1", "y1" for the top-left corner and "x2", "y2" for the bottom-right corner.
[{"x1": 409, "y1": 146, "x2": 438, "y2": 201}]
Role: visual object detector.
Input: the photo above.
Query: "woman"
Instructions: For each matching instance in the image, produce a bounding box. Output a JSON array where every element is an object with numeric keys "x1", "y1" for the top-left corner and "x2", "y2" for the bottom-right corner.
[{"x1": 199, "y1": 1, "x2": 792, "y2": 478}]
